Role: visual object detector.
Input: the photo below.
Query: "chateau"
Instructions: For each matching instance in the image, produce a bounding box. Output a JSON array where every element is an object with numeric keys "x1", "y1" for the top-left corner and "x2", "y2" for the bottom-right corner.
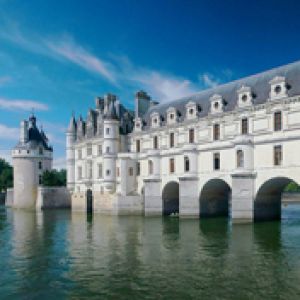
[{"x1": 67, "y1": 61, "x2": 300, "y2": 222}]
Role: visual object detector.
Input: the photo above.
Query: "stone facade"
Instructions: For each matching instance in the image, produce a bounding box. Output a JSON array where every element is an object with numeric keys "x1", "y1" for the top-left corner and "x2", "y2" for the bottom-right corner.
[{"x1": 67, "y1": 61, "x2": 300, "y2": 222}]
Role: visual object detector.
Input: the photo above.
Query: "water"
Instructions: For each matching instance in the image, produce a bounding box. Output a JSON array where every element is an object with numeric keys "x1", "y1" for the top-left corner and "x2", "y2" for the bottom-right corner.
[{"x1": 1, "y1": 205, "x2": 300, "y2": 299}]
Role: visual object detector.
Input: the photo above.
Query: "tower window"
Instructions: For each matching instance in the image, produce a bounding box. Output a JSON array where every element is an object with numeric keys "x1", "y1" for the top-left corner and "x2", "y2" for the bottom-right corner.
[
  {"x1": 241, "y1": 118, "x2": 248, "y2": 135},
  {"x1": 189, "y1": 128, "x2": 195, "y2": 143},
  {"x1": 213, "y1": 124, "x2": 220, "y2": 141},
  {"x1": 136, "y1": 140, "x2": 141, "y2": 152},
  {"x1": 274, "y1": 111, "x2": 282, "y2": 131},
  {"x1": 213, "y1": 153, "x2": 220, "y2": 170},
  {"x1": 39, "y1": 148, "x2": 43, "y2": 155},
  {"x1": 184, "y1": 156, "x2": 190, "y2": 172},
  {"x1": 169, "y1": 158, "x2": 175, "y2": 174},
  {"x1": 237, "y1": 150, "x2": 244, "y2": 168},
  {"x1": 106, "y1": 146, "x2": 110, "y2": 153},
  {"x1": 106, "y1": 169, "x2": 110, "y2": 176},
  {"x1": 148, "y1": 160, "x2": 153, "y2": 175},
  {"x1": 98, "y1": 163, "x2": 103, "y2": 178},
  {"x1": 39, "y1": 175, "x2": 42, "y2": 185},
  {"x1": 170, "y1": 132, "x2": 175, "y2": 148},
  {"x1": 274, "y1": 145, "x2": 282, "y2": 166},
  {"x1": 136, "y1": 162, "x2": 140, "y2": 176},
  {"x1": 38, "y1": 161, "x2": 42, "y2": 170},
  {"x1": 153, "y1": 136, "x2": 158, "y2": 149},
  {"x1": 129, "y1": 167, "x2": 133, "y2": 176},
  {"x1": 106, "y1": 127, "x2": 110, "y2": 135}
]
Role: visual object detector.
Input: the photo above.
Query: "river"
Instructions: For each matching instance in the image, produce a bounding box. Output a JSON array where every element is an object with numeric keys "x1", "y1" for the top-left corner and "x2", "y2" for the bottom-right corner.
[{"x1": 0, "y1": 204, "x2": 300, "y2": 299}]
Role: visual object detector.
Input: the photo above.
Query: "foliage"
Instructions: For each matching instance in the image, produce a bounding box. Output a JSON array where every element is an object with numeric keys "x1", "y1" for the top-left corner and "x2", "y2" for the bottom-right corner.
[
  {"x1": 42, "y1": 169, "x2": 66, "y2": 187},
  {"x1": 284, "y1": 181, "x2": 300, "y2": 193},
  {"x1": 0, "y1": 159, "x2": 13, "y2": 192}
]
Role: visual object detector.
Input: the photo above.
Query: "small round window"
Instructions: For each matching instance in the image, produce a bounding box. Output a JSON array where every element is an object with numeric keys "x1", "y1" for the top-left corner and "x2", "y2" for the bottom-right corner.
[
  {"x1": 242, "y1": 94, "x2": 248, "y2": 102},
  {"x1": 274, "y1": 85, "x2": 282, "y2": 94}
]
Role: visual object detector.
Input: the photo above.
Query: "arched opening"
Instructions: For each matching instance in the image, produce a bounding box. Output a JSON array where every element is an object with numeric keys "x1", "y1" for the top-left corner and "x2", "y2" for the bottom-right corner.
[
  {"x1": 254, "y1": 177, "x2": 300, "y2": 221},
  {"x1": 162, "y1": 181, "x2": 179, "y2": 216},
  {"x1": 199, "y1": 179, "x2": 231, "y2": 218},
  {"x1": 86, "y1": 189, "x2": 93, "y2": 214}
]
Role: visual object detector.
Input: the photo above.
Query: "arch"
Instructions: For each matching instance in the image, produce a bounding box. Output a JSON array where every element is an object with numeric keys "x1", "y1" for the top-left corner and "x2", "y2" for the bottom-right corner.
[
  {"x1": 199, "y1": 179, "x2": 231, "y2": 218},
  {"x1": 162, "y1": 181, "x2": 179, "y2": 216},
  {"x1": 86, "y1": 189, "x2": 93, "y2": 214},
  {"x1": 254, "y1": 177, "x2": 299, "y2": 221}
]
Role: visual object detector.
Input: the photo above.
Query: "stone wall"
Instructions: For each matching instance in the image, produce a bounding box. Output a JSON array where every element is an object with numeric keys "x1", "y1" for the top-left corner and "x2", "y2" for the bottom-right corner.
[
  {"x1": 36, "y1": 187, "x2": 71, "y2": 210},
  {"x1": 5, "y1": 188, "x2": 14, "y2": 207}
]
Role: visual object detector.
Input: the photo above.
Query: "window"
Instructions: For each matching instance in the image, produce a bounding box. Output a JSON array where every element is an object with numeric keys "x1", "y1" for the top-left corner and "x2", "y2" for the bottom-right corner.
[
  {"x1": 241, "y1": 118, "x2": 248, "y2": 135},
  {"x1": 136, "y1": 140, "x2": 141, "y2": 153},
  {"x1": 87, "y1": 161, "x2": 93, "y2": 179},
  {"x1": 117, "y1": 167, "x2": 120, "y2": 177},
  {"x1": 148, "y1": 160, "x2": 153, "y2": 175},
  {"x1": 153, "y1": 136, "x2": 158, "y2": 149},
  {"x1": 39, "y1": 147, "x2": 43, "y2": 155},
  {"x1": 189, "y1": 128, "x2": 195, "y2": 143},
  {"x1": 106, "y1": 169, "x2": 110, "y2": 176},
  {"x1": 98, "y1": 145, "x2": 102, "y2": 155},
  {"x1": 169, "y1": 158, "x2": 175, "y2": 173},
  {"x1": 184, "y1": 156, "x2": 190, "y2": 172},
  {"x1": 87, "y1": 146, "x2": 92, "y2": 156},
  {"x1": 39, "y1": 175, "x2": 42, "y2": 185},
  {"x1": 274, "y1": 145, "x2": 282, "y2": 166},
  {"x1": 98, "y1": 163, "x2": 103, "y2": 178},
  {"x1": 213, "y1": 153, "x2": 220, "y2": 170},
  {"x1": 38, "y1": 161, "x2": 42, "y2": 170},
  {"x1": 78, "y1": 149, "x2": 82, "y2": 159},
  {"x1": 129, "y1": 167, "x2": 133, "y2": 176},
  {"x1": 237, "y1": 150, "x2": 244, "y2": 168},
  {"x1": 78, "y1": 166, "x2": 82, "y2": 180},
  {"x1": 106, "y1": 127, "x2": 110, "y2": 135},
  {"x1": 213, "y1": 124, "x2": 220, "y2": 141},
  {"x1": 136, "y1": 162, "x2": 140, "y2": 176},
  {"x1": 189, "y1": 108, "x2": 194, "y2": 115},
  {"x1": 242, "y1": 94, "x2": 248, "y2": 102},
  {"x1": 170, "y1": 113, "x2": 174, "y2": 120},
  {"x1": 274, "y1": 111, "x2": 282, "y2": 131},
  {"x1": 170, "y1": 132, "x2": 175, "y2": 148},
  {"x1": 106, "y1": 146, "x2": 110, "y2": 153},
  {"x1": 275, "y1": 85, "x2": 282, "y2": 94}
]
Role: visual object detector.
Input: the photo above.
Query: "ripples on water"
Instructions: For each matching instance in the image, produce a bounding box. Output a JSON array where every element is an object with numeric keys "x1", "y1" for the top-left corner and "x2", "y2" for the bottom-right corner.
[{"x1": 1, "y1": 205, "x2": 300, "y2": 299}]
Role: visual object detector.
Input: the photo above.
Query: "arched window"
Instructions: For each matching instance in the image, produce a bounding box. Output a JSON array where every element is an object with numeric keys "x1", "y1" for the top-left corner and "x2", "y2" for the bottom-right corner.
[
  {"x1": 184, "y1": 156, "x2": 190, "y2": 172},
  {"x1": 237, "y1": 150, "x2": 244, "y2": 168},
  {"x1": 148, "y1": 160, "x2": 153, "y2": 175}
]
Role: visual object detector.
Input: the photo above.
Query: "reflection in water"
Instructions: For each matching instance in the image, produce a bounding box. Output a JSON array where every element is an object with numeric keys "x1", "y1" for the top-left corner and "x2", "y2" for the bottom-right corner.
[{"x1": 0, "y1": 206, "x2": 300, "y2": 299}]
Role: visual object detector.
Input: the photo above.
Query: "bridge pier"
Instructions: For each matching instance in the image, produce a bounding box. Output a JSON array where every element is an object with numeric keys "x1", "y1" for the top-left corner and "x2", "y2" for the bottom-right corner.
[{"x1": 231, "y1": 172, "x2": 256, "y2": 223}]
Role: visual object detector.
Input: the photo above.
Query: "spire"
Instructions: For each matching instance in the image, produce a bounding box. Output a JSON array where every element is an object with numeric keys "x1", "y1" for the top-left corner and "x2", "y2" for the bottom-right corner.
[
  {"x1": 103, "y1": 93, "x2": 119, "y2": 120},
  {"x1": 67, "y1": 114, "x2": 77, "y2": 133}
]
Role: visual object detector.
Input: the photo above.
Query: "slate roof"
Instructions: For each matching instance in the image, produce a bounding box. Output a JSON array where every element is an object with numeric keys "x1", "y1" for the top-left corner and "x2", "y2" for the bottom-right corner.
[{"x1": 143, "y1": 60, "x2": 300, "y2": 126}]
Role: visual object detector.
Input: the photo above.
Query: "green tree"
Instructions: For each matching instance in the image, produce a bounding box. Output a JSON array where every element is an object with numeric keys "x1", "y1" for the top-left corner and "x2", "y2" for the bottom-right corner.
[
  {"x1": 284, "y1": 181, "x2": 300, "y2": 192},
  {"x1": 0, "y1": 159, "x2": 13, "y2": 191},
  {"x1": 41, "y1": 169, "x2": 66, "y2": 187}
]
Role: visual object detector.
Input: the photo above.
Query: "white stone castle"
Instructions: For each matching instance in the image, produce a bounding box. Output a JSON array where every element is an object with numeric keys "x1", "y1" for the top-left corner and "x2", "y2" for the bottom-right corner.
[{"x1": 67, "y1": 60, "x2": 300, "y2": 222}]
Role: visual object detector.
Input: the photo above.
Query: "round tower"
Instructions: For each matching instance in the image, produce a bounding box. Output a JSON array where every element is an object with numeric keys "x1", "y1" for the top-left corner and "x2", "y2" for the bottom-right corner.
[
  {"x1": 66, "y1": 115, "x2": 76, "y2": 191},
  {"x1": 12, "y1": 114, "x2": 53, "y2": 209},
  {"x1": 102, "y1": 94, "x2": 119, "y2": 192}
]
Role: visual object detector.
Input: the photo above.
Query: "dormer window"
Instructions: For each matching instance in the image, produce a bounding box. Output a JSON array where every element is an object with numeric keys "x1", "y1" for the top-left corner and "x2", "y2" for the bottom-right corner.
[
  {"x1": 210, "y1": 94, "x2": 224, "y2": 114},
  {"x1": 237, "y1": 85, "x2": 253, "y2": 108},
  {"x1": 151, "y1": 112, "x2": 160, "y2": 128},
  {"x1": 269, "y1": 76, "x2": 288, "y2": 100},
  {"x1": 134, "y1": 117, "x2": 142, "y2": 131},
  {"x1": 167, "y1": 107, "x2": 177, "y2": 124},
  {"x1": 185, "y1": 101, "x2": 197, "y2": 119}
]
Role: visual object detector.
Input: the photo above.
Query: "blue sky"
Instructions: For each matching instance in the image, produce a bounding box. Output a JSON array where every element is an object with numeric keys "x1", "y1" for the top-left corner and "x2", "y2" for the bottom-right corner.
[{"x1": 1, "y1": 0, "x2": 300, "y2": 168}]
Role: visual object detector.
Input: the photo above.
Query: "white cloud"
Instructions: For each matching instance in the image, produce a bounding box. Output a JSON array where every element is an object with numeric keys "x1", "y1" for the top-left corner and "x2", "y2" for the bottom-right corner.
[
  {"x1": 199, "y1": 73, "x2": 219, "y2": 88},
  {"x1": 46, "y1": 35, "x2": 116, "y2": 83},
  {"x1": 0, "y1": 123, "x2": 19, "y2": 140},
  {"x1": 131, "y1": 69, "x2": 198, "y2": 102},
  {"x1": 0, "y1": 97, "x2": 49, "y2": 112}
]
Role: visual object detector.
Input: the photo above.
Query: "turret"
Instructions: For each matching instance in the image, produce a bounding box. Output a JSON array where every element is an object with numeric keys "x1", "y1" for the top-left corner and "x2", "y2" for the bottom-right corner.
[
  {"x1": 103, "y1": 93, "x2": 119, "y2": 192},
  {"x1": 12, "y1": 114, "x2": 53, "y2": 209},
  {"x1": 66, "y1": 115, "x2": 76, "y2": 191}
]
